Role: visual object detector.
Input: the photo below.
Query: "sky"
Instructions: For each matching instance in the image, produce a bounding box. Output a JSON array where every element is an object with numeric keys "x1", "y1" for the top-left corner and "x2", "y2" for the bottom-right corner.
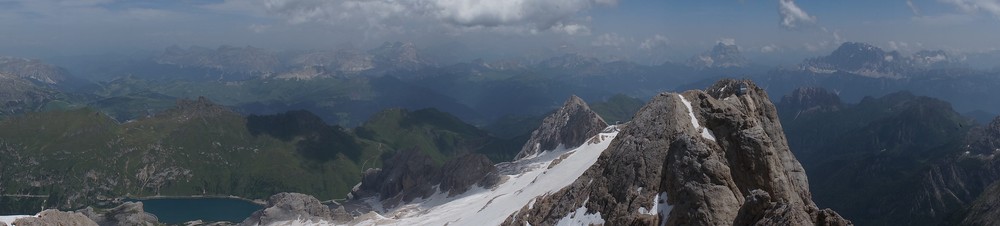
[{"x1": 0, "y1": 0, "x2": 999, "y2": 64}]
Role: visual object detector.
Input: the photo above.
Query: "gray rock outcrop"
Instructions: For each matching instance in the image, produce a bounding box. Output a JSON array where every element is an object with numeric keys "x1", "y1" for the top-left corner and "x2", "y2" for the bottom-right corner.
[
  {"x1": 961, "y1": 180, "x2": 1000, "y2": 226},
  {"x1": 515, "y1": 95, "x2": 608, "y2": 160},
  {"x1": 353, "y1": 148, "x2": 438, "y2": 207},
  {"x1": 437, "y1": 153, "x2": 500, "y2": 196},
  {"x1": 79, "y1": 201, "x2": 159, "y2": 226},
  {"x1": 351, "y1": 150, "x2": 501, "y2": 208},
  {"x1": 504, "y1": 79, "x2": 851, "y2": 226},
  {"x1": 238, "y1": 192, "x2": 333, "y2": 226},
  {"x1": 12, "y1": 209, "x2": 98, "y2": 226},
  {"x1": 777, "y1": 87, "x2": 843, "y2": 118}
]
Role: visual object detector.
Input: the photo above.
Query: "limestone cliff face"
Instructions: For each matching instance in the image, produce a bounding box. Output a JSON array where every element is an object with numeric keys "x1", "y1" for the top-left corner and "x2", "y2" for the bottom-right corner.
[
  {"x1": 505, "y1": 79, "x2": 850, "y2": 226},
  {"x1": 515, "y1": 95, "x2": 608, "y2": 160},
  {"x1": 80, "y1": 202, "x2": 159, "y2": 226},
  {"x1": 11, "y1": 209, "x2": 98, "y2": 226},
  {"x1": 239, "y1": 192, "x2": 334, "y2": 226}
]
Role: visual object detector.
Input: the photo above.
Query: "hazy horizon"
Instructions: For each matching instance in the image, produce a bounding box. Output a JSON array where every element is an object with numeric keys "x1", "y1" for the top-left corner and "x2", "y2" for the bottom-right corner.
[{"x1": 2, "y1": 0, "x2": 1000, "y2": 65}]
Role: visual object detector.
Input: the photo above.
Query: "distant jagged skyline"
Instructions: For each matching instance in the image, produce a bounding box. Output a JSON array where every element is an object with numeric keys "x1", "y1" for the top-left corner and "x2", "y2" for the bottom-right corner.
[{"x1": 0, "y1": 0, "x2": 998, "y2": 64}]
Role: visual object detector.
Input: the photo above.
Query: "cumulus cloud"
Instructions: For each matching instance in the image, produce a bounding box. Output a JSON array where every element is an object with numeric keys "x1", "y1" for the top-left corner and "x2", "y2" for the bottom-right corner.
[
  {"x1": 639, "y1": 34, "x2": 669, "y2": 50},
  {"x1": 262, "y1": 0, "x2": 616, "y2": 34},
  {"x1": 940, "y1": 0, "x2": 1000, "y2": 17},
  {"x1": 778, "y1": 0, "x2": 816, "y2": 30}
]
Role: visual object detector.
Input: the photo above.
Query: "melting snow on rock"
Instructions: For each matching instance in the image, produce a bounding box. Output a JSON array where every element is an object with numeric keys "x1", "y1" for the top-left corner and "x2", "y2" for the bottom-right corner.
[
  {"x1": 352, "y1": 129, "x2": 618, "y2": 225},
  {"x1": 555, "y1": 198, "x2": 605, "y2": 226},
  {"x1": 678, "y1": 94, "x2": 717, "y2": 141}
]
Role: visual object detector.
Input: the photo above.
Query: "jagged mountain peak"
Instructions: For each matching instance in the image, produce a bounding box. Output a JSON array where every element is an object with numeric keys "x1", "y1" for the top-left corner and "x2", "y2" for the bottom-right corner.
[
  {"x1": 687, "y1": 42, "x2": 748, "y2": 69},
  {"x1": 509, "y1": 79, "x2": 850, "y2": 225},
  {"x1": 778, "y1": 87, "x2": 844, "y2": 118},
  {"x1": 0, "y1": 56, "x2": 73, "y2": 85},
  {"x1": 163, "y1": 96, "x2": 233, "y2": 120},
  {"x1": 514, "y1": 95, "x2": 608, "y2": 160}
]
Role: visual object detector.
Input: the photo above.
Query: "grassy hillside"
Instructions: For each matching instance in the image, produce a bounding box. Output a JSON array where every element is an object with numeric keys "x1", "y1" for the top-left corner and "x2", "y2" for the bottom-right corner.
[
  {"x1": 589, "y1": 93, "x2": 644, "y2": 124},
  {"x1": 0, "y1": 98, "x2": 512, "y2": 213}
]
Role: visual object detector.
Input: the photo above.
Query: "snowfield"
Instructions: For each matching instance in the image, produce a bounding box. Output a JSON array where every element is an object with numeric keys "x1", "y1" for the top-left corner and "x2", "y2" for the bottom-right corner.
[{"x1": 337, "y1": 129, "x2": 619, "y2": 226}]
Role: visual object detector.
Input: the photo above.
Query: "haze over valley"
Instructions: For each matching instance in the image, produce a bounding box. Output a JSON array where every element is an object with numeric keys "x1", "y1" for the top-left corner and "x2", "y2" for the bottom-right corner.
[{"x1": 1, "y1": 1, "x2": 999, "y2": 226}]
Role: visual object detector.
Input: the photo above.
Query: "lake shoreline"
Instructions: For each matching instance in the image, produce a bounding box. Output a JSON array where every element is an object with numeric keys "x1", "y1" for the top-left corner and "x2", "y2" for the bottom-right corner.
[{"x1": 122, "y1": 195, "x2": 267, "y2": 206}]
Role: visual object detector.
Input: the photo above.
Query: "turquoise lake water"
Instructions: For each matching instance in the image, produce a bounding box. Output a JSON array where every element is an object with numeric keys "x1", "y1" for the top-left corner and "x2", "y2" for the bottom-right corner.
[{"x1": 125, "y1": 197, "x2": 263, "y2": 224}]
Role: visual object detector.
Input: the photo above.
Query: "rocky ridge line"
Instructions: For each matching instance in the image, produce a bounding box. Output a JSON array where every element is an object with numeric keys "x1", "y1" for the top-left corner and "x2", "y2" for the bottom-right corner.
[
  {"x1": 515, "y1": 95, "x2": 608, "y2": 160},
  {"x1": 504, "y1": 79, "x2": 851, "y2": 226}
]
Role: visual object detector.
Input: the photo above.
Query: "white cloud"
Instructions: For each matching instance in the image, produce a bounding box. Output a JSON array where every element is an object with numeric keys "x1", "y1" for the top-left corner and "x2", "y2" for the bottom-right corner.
[
  {"x1": 778, "y1": 0, "x2": 816, "y2": 30},
  {"x1": 717, "y1": 38, "x2": 736, "y2": 46},
  {"x1": 888, "y1": 41, "x2": 909, "y2": 51},
  {"x1": 552, "y1": 23, "x2": 591, "y2": 36},
  {"x1": 940, "y1": 0, "x2": 1000, "y2": 17},
  {"x1": 760, "y1": 44, "x2": 779, "y2": 53},
  {"x1": 248, "y1": 24, "x2": 271, "y2": 33},
  {"x1": 592, "y1": 33, "x2": 628, "y2": 47},
  {"x1": 907, "y1": 0, "x2": 922, "y2": 16},
  {"x1": 639, "y1": 34, "x2": 669, "y2": 50},
  {"x1": 261, "y1": 0, "x2": 616, "y2": 35}
]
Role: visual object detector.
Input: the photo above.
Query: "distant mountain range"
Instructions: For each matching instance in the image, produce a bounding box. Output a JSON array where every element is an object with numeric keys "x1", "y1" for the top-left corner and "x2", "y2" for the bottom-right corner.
[
  {"x1": 776, "y1": 87, "x2": 1000, "y2": 225},
  {"x1": 687, "y1": 42, "x2": 748, "y2": 68},
  {"x1": 799, "y1": 42, "x2": 964, "y2": 78}
]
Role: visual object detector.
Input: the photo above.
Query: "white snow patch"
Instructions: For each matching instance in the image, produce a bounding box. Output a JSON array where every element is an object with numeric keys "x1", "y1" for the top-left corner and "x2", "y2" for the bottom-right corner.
[
  {"x1": 678, "y1": 94, "x2": 717, "y2": 141},
  {"x1": 265, "y1": 212, "x2": 395, "y2": 226},
  {"x1": 701, "y1": 128, "x2": 717, "y2": 141},
  {"x1": 639, "y1": 192, "x2": 674, "y2": 225},
  {"x1": 556, "y1": 198, "x2": 605, "y2": 226},
  {"x1": 369, "y1": 129, "x2": 619, "y2": 226},
  {"x1": 0, "y1": 215, "x2": 36, "y2": 225},
  {"x1": 657, "y1": 192, "x2": 673, "y2": 226},
  {"x1": 521, "y1": 143, "x2": 567, "y2": 161}
]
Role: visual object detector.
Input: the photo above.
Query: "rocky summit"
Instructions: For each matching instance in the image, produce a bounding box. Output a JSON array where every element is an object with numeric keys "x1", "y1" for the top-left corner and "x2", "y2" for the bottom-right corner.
[
  {"x1": 505, "y1": 79, "x2": 850, "y2": 226},
  {"x1": 79, "y1": 202, "x2": 159, "y2": 226},
  {"x1": 515, "y1": 95, "x2": 608, "y2": 160},
  {"x1": 239, "y1": 192, "x2": 335, "y2": 226}
]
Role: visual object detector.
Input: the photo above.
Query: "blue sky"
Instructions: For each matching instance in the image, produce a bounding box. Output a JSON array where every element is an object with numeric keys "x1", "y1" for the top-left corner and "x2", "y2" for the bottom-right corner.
[{"x1": 0, "y1": 0, "x2": 998, "y2": 64}]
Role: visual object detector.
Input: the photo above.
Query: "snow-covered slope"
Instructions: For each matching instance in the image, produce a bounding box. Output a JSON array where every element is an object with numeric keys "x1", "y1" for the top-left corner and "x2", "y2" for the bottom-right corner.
[
  {"x1": 393, "y1": 129, "x2": 616, "y2": 225},
  {"x1": 322, "y1": 128, "x2": 618, "y2": 225}
]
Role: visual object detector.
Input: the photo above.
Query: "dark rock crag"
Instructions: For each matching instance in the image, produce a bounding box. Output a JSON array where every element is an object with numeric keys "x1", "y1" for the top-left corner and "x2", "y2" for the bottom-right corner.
[
  {"x1": 504, "y1": 79, "x2": 850, "y2": 226},
  {"x1": 80, "y1": 202, "x2": 159, "y2": 226},
  {"x1": 777, "y1": 87, "x2": 843, "y2": 119},
  {"x1": 239, "y1": 192, "x2": 334, "y2": 226},
  {"x1": 515, "y1": 95, "x2": 608, "y2": 160},
  {"x1": 351, "y1": 150, "x2": 501, "y2": 208}
]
